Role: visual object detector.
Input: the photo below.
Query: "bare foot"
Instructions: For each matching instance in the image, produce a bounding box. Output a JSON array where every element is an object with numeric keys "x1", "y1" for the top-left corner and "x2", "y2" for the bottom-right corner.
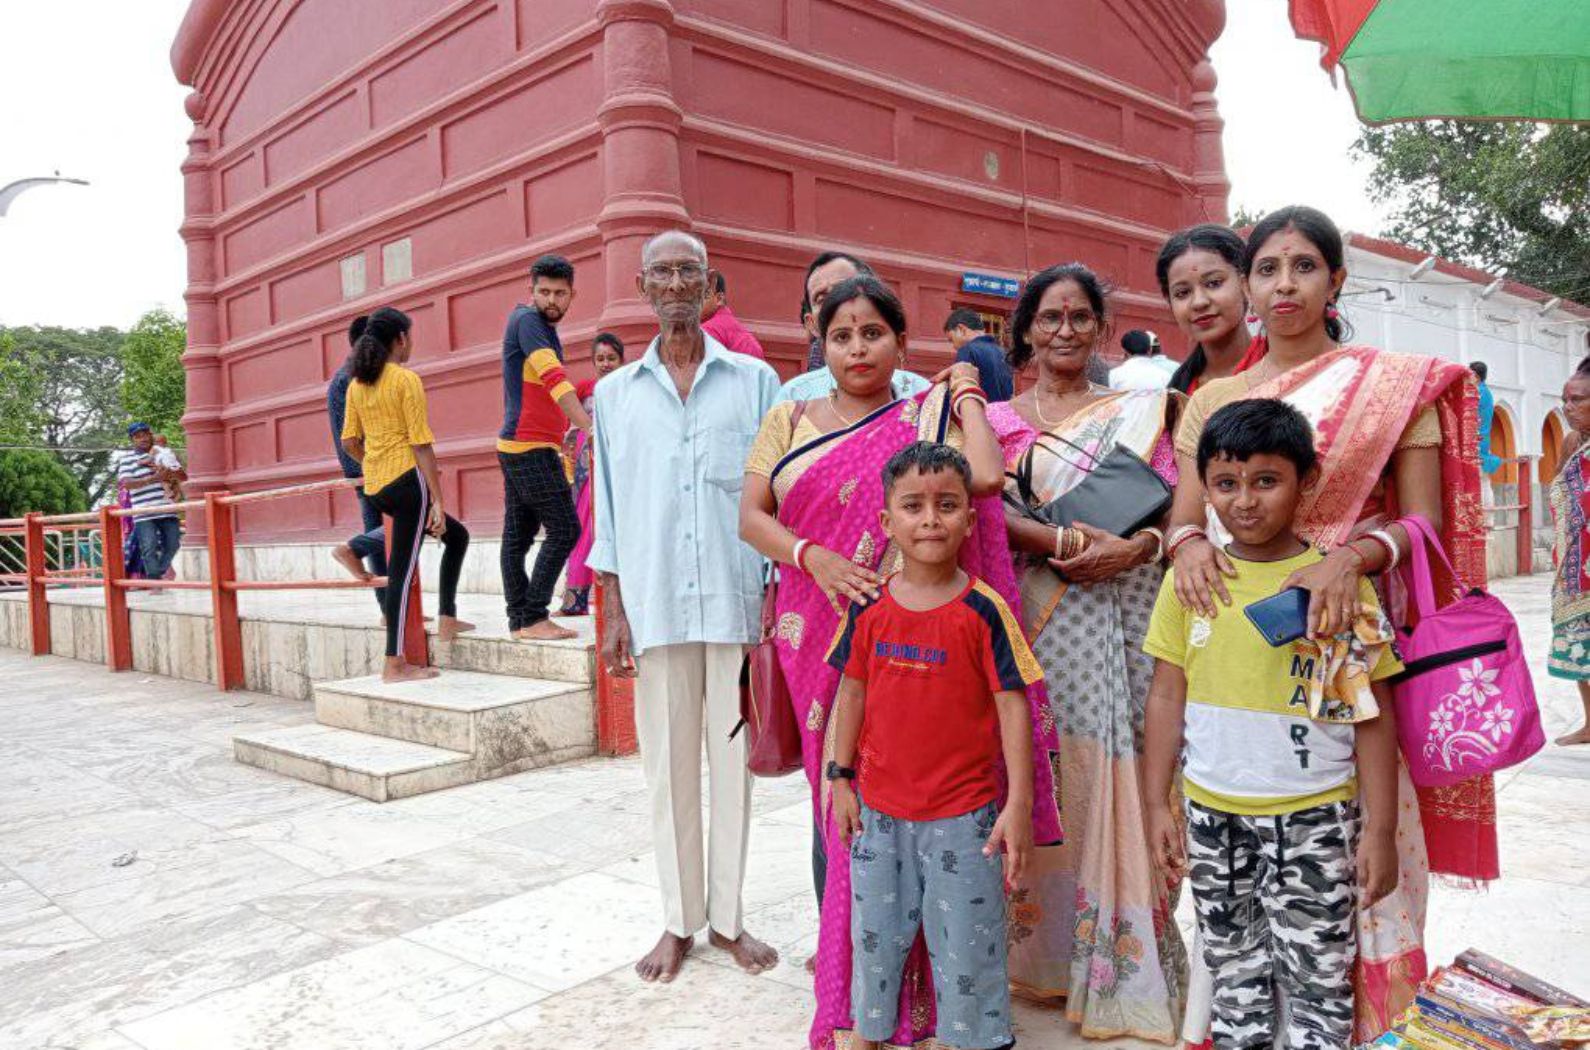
[
  {"x1": 516, "y1": 619, "x2": 578, "y2": 641},
  {"x1": 636, "y1": 931, "x2": 692, "y2": 983},
  {"x1": 1555, "y1": 726, "x2": 1590, "y2": 746},
  {"x1": 331, "y1": 544, "x2": 373, "y2": 581},
  {"x1": 804, "y1": 954, "x2": 816, "y2": 976},
  {"x1": 709, "y1": 928, "x2": 778, "y2": 975},
  {"x1": 381, "y1": 659, "x2": 440, "y2": 683},
  {"x1": 437, "y1": 616, "x2": 475, "y2": 642}
]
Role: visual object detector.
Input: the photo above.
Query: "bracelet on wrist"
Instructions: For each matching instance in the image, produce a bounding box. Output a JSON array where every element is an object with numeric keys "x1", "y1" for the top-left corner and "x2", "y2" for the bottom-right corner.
[
  {"x1": 1367, "y1": 528, "x2": 1401, "y2": 571},
  {"x1": 1134, "y1": 526, "x2": 1166, "y2": 564},
  {"x1": 792, "y1": 539, "x2": 812, "y2": 573},
  {"x1": 1165, "y1": 525, "x2": 1207, "y2": 562}
]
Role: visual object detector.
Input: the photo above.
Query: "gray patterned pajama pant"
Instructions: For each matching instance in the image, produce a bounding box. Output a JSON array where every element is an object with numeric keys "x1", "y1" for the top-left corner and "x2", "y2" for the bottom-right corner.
[
  {"x1": 1185, "y1": 800, "x2": 1359, "y2": 1050},
  {"x1": 850, "y1": 798, "x2": 1011, "y2": 1049}
]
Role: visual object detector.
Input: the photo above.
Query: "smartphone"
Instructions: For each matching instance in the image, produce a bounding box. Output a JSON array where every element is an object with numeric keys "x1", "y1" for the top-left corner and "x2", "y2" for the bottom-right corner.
[{"x1": 1243, "y1": 587, "x2": 1310, "y2": 647}]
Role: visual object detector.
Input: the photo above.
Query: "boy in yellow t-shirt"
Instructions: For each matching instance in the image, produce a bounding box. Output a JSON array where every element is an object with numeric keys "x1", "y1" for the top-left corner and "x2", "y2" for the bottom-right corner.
[{"x1": 1142, "y1": 398, "x2": 1401, "y2": 1050}]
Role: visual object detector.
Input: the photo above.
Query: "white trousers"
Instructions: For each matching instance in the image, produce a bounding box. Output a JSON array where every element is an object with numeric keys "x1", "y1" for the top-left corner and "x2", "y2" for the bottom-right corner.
[{"x1": 634, "y1": 642, "x2": 751, "y2": 938}]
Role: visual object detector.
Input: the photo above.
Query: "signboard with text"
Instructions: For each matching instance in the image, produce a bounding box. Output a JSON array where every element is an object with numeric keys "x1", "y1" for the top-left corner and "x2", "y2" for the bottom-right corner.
[{"x1": 960, "y1": 272, "x2": 1020, "y2": 299}]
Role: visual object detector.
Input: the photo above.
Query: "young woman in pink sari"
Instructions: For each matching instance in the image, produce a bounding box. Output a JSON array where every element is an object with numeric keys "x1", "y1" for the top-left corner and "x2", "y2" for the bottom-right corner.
[
  {"x1": 1167, "y1": 206, "x2": 1492, "y2": 1044},
  {"x1": 740, "y1": 276, "x2": 1062, "y2": 1050},
  {"x1": 560, "y1": 332, "x2": 624, "y2": 616}
]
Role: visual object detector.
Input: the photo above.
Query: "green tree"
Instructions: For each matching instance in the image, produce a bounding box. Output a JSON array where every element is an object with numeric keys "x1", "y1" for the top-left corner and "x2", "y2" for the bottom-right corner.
[
  {"x1": 0, "y1": 324, "x2": 126, "y2": 505},
  {"x1": 0, "y1": 333, "x2": 46, "y2": 445},
  {"x1": 1230, "y1": 204, "x2": 1267, "y2": 230},
  {"x1": 0, "y1": 450, "x2": 86, "y2": 518},
  {"x1": 1352, "y1": 122, "x2": 1590, "y2": 302},
  {"x1": 121, "y1": 308, "x2": 188, "y2": 443}
]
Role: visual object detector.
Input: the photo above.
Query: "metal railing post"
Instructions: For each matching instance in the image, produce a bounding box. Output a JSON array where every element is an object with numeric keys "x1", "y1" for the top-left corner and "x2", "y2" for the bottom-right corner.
[
  {"x1": 22, "y1": 513, "x2": 49, "y2": 656},
  {"x1": 207, "y1": 493, "x2": 245, "y2": 689},
  {"x1": 1517, "y1": 457, "x2": 1534, "y2": 576},
  {"x1": 98, "y1": 507, "x2": 133, "y2": 671}
]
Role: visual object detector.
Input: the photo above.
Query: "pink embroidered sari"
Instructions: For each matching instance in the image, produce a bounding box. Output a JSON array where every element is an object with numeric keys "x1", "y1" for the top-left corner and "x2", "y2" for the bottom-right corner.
[
  {"x1": 1181, "y1": 346, "x2": 1492, "y2": 1044},
  {"x1": 769, "y1": 386, "x2": 1063, "y2": 1050}
]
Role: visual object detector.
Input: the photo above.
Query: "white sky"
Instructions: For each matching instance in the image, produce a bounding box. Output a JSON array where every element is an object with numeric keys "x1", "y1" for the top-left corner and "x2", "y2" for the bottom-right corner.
[{"x1": 0, "y1": 0, "x2": 1385, "y2": 331}]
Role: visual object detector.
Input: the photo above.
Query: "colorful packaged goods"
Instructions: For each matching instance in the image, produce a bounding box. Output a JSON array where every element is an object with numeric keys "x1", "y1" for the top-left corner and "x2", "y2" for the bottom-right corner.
[{"x1": 1376, "y1": 950, "x2": 1588, "y2": 1050}]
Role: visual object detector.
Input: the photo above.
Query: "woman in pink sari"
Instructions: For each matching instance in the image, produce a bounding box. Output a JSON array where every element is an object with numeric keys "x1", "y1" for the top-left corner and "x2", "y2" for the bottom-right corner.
[
  {"x1": 740, "y1": 276, "x2": 1062, "y2": 1050},
  {"x1": 1167, "y1": 206, "x2": 1492, "y2": 1044},
  {"x1": 560, "y1": 332, "x2": 624, "y2": 616}
]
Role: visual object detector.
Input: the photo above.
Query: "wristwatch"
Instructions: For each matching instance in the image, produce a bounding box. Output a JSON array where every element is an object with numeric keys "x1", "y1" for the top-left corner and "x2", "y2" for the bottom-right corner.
[{"x1": 825, "y1": 761, "x2": 856, "y2": 782}]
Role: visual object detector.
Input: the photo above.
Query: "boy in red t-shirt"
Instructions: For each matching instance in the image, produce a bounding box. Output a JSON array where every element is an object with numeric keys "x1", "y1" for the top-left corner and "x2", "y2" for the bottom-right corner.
[{"x1": 825, "y1": 441, "x2": 1041, "y2": 1050}]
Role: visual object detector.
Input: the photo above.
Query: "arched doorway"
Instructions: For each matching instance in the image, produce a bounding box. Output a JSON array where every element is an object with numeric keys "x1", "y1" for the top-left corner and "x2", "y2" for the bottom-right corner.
[
  {"x1": 1542, "y1": 409, "x2": 1566, "y2": 484},
  {"x1": 1490, "y1": 402, "x2": 1518, "y2": 484}
]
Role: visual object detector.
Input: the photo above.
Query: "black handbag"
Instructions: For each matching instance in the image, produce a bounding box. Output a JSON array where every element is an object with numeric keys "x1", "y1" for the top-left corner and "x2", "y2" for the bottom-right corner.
[{"x1": 1013, "y1": 432, "x2": 1171, "y2": 538}]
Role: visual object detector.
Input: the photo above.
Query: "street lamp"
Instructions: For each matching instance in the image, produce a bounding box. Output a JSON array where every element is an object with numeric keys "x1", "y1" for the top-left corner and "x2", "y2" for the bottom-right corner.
[{"x1": 0, "y1": 174, "x2": 89, "y2": 218}]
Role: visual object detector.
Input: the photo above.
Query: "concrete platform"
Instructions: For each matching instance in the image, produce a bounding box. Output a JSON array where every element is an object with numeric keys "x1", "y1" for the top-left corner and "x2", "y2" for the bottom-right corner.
[
  {"x1": 2, "y1": 572, "x2": 1587, "y2": 1050},
  {"x1": 0, "y1": 586, "x2": 594, "y2": 701}
]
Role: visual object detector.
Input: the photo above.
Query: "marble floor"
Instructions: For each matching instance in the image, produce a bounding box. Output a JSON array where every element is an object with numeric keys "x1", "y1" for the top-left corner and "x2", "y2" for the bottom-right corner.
[{"x1": 0, "y1": 573, "x2": 1585, "y2": 1049}]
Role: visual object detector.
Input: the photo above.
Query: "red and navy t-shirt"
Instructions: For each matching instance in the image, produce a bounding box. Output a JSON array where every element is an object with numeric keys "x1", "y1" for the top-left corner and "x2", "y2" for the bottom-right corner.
[
  {"x1": 826, "y1": 576, "x2": 1042, "y2": 821},
  {"x1": 498, "y1": 305, "x2": 574, "y2": 453}
]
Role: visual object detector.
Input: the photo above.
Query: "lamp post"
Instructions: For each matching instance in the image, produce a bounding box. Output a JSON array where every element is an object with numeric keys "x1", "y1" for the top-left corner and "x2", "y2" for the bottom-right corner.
[{"x1": 0, "y1": 175, "x2": 89, "y2": 218}]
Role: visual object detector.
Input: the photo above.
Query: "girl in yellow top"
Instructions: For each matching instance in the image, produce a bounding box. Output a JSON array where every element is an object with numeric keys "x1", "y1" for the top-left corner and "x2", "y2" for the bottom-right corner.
[{"x1": 341, "y1": 306, "x2": 472, "y2": 681}]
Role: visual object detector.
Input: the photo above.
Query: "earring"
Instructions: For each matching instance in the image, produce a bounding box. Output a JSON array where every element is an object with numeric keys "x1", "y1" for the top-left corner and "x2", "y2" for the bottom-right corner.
[{"x1": 1324, "y1": 302, "x2": 1340, "y2": 321}]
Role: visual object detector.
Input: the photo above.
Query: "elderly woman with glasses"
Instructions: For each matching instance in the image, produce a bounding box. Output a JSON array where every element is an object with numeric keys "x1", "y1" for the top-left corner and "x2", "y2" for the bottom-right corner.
[{"x1": 984, "y1": 263, "x2": 1189, "y2": 1044}]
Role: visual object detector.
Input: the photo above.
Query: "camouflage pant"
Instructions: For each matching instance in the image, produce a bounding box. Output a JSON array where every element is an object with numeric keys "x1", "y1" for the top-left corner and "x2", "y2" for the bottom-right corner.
[
  {"x1": 1185, "y1": 800, "x2": 1359, "y2": 1050},
  {"x1": 850, "y1": 798, "x2": 1010, "y2": 1049}
]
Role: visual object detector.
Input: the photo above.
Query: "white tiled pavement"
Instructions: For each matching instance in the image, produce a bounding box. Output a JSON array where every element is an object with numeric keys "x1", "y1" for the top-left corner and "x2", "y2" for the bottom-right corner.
[{"x1": 0, "y1": 573, "x2": 1584, "y2": 1048}]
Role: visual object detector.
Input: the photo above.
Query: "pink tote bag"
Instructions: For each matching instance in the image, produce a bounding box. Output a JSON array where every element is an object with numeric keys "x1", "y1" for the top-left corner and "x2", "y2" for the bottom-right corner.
[{"x1": 1390, "y1": 514, "x2": 1544, "y2": 787}]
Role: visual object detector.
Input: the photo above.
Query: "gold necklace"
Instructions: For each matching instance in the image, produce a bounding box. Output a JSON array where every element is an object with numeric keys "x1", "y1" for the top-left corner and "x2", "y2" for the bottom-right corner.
[
  {"x1": 827, "y1": 389, "x2": 859, "y2": 426},
  {"x1": 828, "y1": 389, "x2": 892, "y2": 427},
  {"x1": 1032, "y1": 381, "x2": 1103, "y2": 428}
]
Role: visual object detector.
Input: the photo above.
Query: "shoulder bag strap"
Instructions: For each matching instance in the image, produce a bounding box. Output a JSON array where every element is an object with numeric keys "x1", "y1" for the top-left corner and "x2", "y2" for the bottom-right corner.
[{"x1": 1396, "y1": 513, "x2": 1460, "y2": 616}]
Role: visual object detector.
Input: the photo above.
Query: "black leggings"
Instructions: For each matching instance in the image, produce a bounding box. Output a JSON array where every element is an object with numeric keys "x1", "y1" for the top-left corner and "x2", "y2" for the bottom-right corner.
[{"x1": 365, "y1": 469, "x2": 469, "y2": 657}]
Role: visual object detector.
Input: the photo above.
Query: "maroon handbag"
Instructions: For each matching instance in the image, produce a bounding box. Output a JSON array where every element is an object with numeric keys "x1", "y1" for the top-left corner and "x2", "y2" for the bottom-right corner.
[
  {"x1": 732, "y1": 400, "x2": 807, "y2": 778},
  {"x1": 737, "y1": 579, "x2": 803, "y2": 777}
]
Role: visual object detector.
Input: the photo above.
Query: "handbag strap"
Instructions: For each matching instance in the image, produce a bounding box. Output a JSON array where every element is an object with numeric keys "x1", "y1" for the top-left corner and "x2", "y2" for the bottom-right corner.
[
  {"x1": 761, "y1": 577, "x2": 779, "y2": 636},
  {"x1": 760, "y1": 399, "x2": 810, "y2": 639},
  {"x1": 1396, "y1": 513, "x2": 1460, "y2": 617},
  {"x1": 1037, "y1": 430, "x2": 1105, "y2": 470}
]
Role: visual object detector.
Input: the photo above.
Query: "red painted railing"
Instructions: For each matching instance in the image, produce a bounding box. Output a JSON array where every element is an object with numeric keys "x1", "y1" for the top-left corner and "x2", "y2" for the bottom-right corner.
[
  {"x1": 1491, "y1": 456, "x2": 1536, "y2": 577},
  {"x1": 1, "y1": 477, "x2": 424, "y2": 689},
  {"x1": 5, "y1": 477, "x2": 634, "y2": 754}
]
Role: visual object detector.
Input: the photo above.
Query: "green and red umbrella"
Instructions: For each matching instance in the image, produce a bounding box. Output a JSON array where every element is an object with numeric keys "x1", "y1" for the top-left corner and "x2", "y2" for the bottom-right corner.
[{"x1": 1289, "y1": 0, "x2": 1590, "y2": 123}]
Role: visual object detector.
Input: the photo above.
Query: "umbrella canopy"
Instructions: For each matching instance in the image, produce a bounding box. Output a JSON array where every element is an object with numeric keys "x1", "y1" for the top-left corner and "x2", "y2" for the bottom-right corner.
[{"x1": 1290, "y1": 0, "x2": 1590, "y2": 123}]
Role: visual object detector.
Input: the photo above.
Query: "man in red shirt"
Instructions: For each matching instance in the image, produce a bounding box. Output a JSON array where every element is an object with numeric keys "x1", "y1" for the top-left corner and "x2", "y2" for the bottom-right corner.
[
  {"x1": 825, "y1": 442, "x2": 1040, "y2": 1050},
  {"x1": 699, "y1": 272, "x2": 766, "y2": 360}
]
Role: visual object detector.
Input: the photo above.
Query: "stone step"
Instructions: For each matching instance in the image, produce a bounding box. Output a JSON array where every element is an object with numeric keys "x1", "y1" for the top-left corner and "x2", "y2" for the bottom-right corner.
[
  {"x1": 434, "y1": 626, "x2": 593, "y2": 686},
  {"x1": 233, "y1": 723, "x2": 475, "y2": 802},
  {"x1": 313, "y1": 670, "x2": 592, "y2": 762}
]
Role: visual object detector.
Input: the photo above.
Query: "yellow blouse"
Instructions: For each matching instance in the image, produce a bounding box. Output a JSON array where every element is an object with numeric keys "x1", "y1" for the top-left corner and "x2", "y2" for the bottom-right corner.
[
  {"x1": 745, "y1": 400, "x2": 828, "y2": 479},
  {"x1": 341, "y1": 364, "x2": 435, "y2": 496}
]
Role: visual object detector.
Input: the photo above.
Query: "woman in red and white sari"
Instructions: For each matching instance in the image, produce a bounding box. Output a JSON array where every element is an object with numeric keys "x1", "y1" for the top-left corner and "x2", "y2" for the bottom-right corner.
[{"x1": 1166, "y1": 206, "x2": 1494, "y2": 1044}]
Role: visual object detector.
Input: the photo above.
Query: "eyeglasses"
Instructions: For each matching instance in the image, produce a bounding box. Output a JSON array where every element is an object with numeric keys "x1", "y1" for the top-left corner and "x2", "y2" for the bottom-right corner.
[
  {"x1": 642, "y1": 262, "x2": 707, "y2": 285},
  {"x1": 1032, "y1": 309, "x2": 1098, "y2": 335}
]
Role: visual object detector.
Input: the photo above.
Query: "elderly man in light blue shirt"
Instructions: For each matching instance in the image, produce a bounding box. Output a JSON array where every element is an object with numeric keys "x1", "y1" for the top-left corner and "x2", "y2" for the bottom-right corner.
[{"x1": 588, "y1": 229, "x2": 780, "y2": 986}]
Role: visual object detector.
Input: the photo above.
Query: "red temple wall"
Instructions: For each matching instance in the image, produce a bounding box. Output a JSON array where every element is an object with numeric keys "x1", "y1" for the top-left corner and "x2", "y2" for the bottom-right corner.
[{"x1": 172, "y1": 0, "x2": 1229, "y2": 542}]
